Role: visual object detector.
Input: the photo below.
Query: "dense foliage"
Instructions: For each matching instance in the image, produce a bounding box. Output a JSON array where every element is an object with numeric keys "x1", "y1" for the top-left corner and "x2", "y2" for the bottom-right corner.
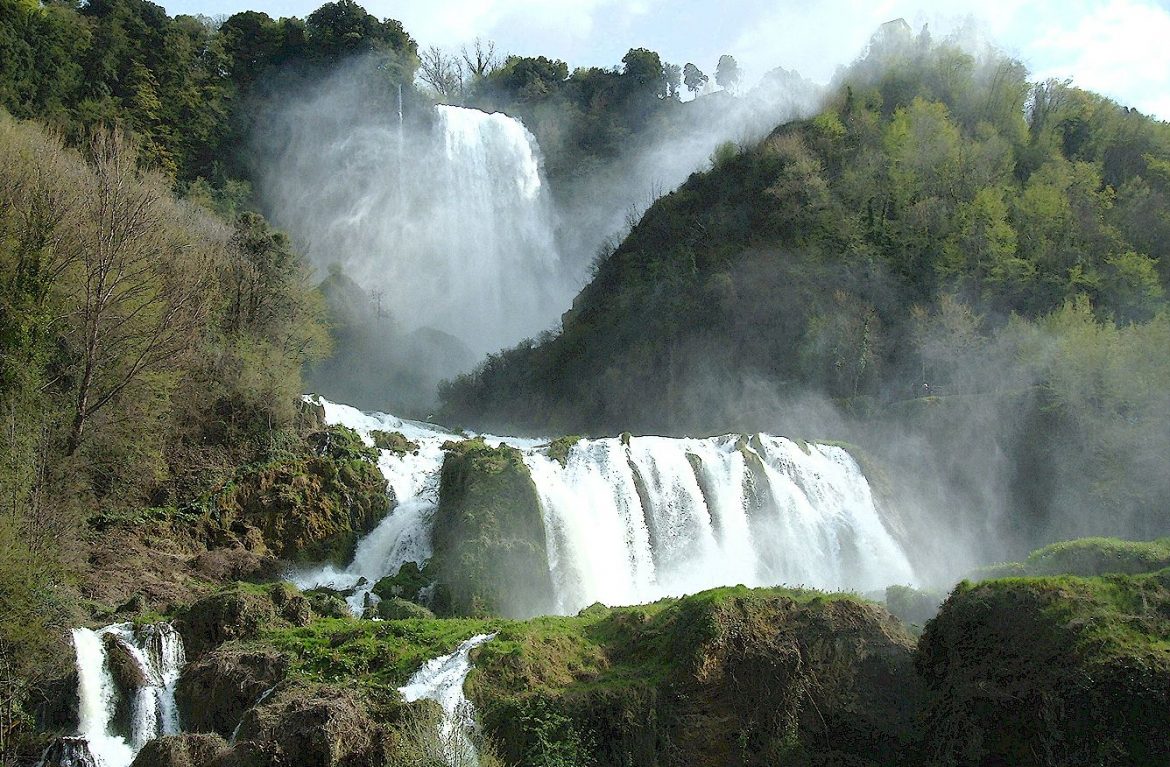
[
  {"x1": 0, "y1": 114, "x2": 327, "y2": 760},
  {"x1": 0, "y1": 0, "x2": 419, "y2": 185}
]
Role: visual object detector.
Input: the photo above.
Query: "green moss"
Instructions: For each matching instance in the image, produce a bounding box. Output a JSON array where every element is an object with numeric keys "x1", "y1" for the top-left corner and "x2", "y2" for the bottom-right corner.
[
  {"x1": 974, "y1": 536, "x2": 1170, "y2": 579},
  {"x1": 204, "y1": 426, "x2": 390, "y2": 565},
  {"x1": 545, "y1": 435, "x2": 583, "y2": 467},
  {"x1": 369, "y1": 430, "x2": 419, "y2": 455},
  {"x1": 371, "y1": 561, "x2": 433, "y2": 603},
  {"x1": 430, "y1": 439, "x2": 555, "y2": 618},
  {"x1": 376, "y1": 597, "x2": 436, "y2": 621},
  {"x1": 919, "y1": 570, "x2": 1170, "y2": 765}
]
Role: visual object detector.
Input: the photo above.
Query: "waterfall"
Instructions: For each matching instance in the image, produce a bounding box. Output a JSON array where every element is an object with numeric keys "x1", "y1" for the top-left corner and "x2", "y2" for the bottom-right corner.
[
  {"x1": 526, "y1": 435, "x2": 914, "y2": 614},
  {"x1": 263, "y1": 94, "x2": 569, "y2": 360},
  {"x1": 63, "y1": 623, "x2": 185, "y2": 767},
  {"x1": 398, "y1": 634, "x2": 496, "y2": 767},
  {"x1": 298, "y1": 397, "x2": 916, "y2": 617}
]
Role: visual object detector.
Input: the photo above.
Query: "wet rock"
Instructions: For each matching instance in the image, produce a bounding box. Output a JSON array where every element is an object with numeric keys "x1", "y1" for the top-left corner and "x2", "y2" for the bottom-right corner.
[{"x1": 38, "y1": 736, "x2": 99, "y2": 767}]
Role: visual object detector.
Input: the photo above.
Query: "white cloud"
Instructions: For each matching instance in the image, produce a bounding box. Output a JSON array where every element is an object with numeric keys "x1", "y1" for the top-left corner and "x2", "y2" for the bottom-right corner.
[{"x1": 1027, "y1": 0, "x2": 1170, "y2": 116}]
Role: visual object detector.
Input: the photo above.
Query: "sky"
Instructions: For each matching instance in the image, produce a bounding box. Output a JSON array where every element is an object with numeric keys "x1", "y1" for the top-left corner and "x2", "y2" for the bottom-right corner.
[{"x1": 160, "y1": 0, "x2": 1170, "y2": 120}]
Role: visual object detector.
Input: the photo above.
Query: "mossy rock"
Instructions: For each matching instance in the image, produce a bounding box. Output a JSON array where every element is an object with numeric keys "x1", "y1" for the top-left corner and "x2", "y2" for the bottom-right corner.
[
  {"x1": 545, "y1": 435, "x2": 582, "y2": 466},
  {"x1": 207, "y1": 426, "x2": 390, "y2": 565},
  {"x1": 375, "y1": 598, "x2": 435, "y2": 621},
  {"x1": 129, "y1": 733, "x2": 229, "y2": 767},
  {"x1": 471, "y1": 586, "x2": 922, "y2": 767},
  {"x1": 177, "y1": 582, "x2": 313, "y2": 660},
  {"x1": 430, "y1": 439, "x2": 556, "y2": 618},
  {"x1": 176, "y1": 643, "x2": 289, "y2": 738},
  {"x1": 370, "y1": 561, "x2": 432, "y2": 604},
  {"x1": 975, "y1": 536, "x2": 1170, "y2": 580},
  {"x1": 102, "y1": 633, "x2": 148, "y2": 691},
  {"x1": 304, "y1": 588, "x2": 352, "y2": 619},
  {"x1": 226, "y1": 682, "x2": 390, "y2": 767},
  {"x1": 369, "y1": 430, "x2": 419, "y2": 455},
  {"x1": 918, "y1": 571, "x2": 1170, "y2": 765}
]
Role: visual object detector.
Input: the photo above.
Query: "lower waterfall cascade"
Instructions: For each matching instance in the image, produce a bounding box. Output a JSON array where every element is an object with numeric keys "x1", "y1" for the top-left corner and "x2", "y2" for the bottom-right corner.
[
  {"x1": 50, "y1": 623, "x2": 185, "y2": 767},
  {"x1": 398, "y1": 634, "x2": 497, "y2": 767},
  {"x1": 295, "y1": 397, "x2": 916, "y2": 616}
]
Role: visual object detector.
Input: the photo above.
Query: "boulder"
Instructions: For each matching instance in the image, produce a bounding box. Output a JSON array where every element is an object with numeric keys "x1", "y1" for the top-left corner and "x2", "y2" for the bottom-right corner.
[
  {"x1": 374, "y1": 597, "x2": 435, "y2": 621},
  {"x1": 430, "y1": 439, "x2": 556, "y2": 617},
  {"x1": 221, "y1": 683, "x2": 388, "y2": 767},
  {"x1": 176, "y1": 645, "x2": 288, "y2": 738},
  {"x1": 177, "y1": 583, "x2": 312, "y2": 660},
  {"x1": 129, "y1": 734, "x2": 229, "y2": 767}
]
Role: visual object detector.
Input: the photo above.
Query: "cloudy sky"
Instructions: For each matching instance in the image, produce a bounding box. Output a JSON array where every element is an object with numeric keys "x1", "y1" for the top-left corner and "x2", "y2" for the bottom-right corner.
[{"x1": 160, "y1": 0, "x2": 1170, "y2": 119}]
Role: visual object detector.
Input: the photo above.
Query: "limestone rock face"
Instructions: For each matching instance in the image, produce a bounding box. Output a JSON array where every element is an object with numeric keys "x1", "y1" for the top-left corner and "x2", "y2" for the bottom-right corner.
[
  {"x1": 176, "y1": 645, "x2": 288, "y2": 738},
  {"x1": 220, "y1": 683, "x2": 388, "y2": 767}
]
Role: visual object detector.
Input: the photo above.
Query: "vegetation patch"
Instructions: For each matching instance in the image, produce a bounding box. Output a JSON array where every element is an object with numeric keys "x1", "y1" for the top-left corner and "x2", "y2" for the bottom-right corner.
[
  {"x1": 369, "y1": 430, "x2": 419, "y2": 455},
  {"x1": 974, "y1": 536, "x2": 1170, "y2": 579},
  {"x1": 203, "y1": 426, "x2": 391, "y2": 566},
  {"x1": 918, "y1": 570, "x2": 1170, "y2": 765},
  {"x1": 429, "y1": 438, "x2": 556, "y2": 617}
]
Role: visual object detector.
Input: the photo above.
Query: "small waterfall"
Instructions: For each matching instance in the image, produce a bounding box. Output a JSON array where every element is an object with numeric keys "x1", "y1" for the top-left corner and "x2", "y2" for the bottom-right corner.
[
  {"x1": 229, "y1": 686, "x2": 276, "y2": 745},
  {"x1": 65, "y1": 623, "x2": 185, "y2": 767},
  {"x1": 398, "y1": 634, "x2": 496, "y2": 766}
]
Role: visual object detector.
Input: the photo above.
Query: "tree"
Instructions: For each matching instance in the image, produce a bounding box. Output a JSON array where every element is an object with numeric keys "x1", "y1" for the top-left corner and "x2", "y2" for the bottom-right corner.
[
  {"x1": 715, "y1": 55, "x2": 740, "y2": 92},
  {"x1": 305, "y1": 0, "x2": 417, "y2": 73},
  {"x1": 62, "y1": 131, "x2": 212, "y2": 455},
  {"x1": 663, "y1": 62, "x2": 681, "y2": 100},
  {"x1": 418, "y1": 45, "x2": 464, "y2": 101},
  {"x1": 683, "y1": 62, "x2": 708, "y2": 94},
  {"x1": 461, "y1": 37, "x2": 499, "y2": 80}
]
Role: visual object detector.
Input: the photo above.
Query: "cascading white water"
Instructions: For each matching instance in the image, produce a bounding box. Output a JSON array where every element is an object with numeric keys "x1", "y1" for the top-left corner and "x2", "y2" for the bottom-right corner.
[
  {"x1": 398, "y1": 634, "x2": 496, "y2": 767},
  {"x1": 299, "y1": 397, "x2": 915, "y2": 617},
  {"x1": 72, "y1": 629, "x2": 133, "y2": 767},
  {"x1": 291, "y1": 399, "x2": 540, "y2": 612},
  {"x1": 527, "y1": 434, "x2": 915, "y2": 614},
  {"x1": 65, "y1": 624, "x2": 185, "y2": 767},
  {"x1": 263, "y1": 95, "x2": 569, "y2": 360}
]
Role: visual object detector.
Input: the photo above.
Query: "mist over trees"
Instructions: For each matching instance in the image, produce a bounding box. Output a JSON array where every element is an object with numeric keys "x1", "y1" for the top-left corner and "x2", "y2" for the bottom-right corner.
[{"x1": 439, "y1": 24, "x2": 1170, "y2": 550}]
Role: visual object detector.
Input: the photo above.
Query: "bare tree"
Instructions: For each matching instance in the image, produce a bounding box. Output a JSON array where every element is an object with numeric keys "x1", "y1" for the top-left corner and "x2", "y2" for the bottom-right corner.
[
  {"x1": 462, "y1": 37, "x2": 500, "y2": 80},
  {"x1": 419, "y1": 45, "x2": 466, "y2": 101},
  {"x1": 62, "y1": 131, "x2": 213, "y2": 455}
]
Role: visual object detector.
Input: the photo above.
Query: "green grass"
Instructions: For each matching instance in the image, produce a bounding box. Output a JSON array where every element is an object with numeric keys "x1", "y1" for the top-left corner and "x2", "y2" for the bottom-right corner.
[
  {"x1": 262, "y1": 615, "x2": 502, "y2": 696},
  {"x1": 975, "y1": 536, "x2": 1170, "y2": 579}
]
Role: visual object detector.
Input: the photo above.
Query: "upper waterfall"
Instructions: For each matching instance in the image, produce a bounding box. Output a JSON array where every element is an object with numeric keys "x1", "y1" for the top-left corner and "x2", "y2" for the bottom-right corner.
[{"x1": 261, "y1": 95, "x2": 570, "y2": 361}]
